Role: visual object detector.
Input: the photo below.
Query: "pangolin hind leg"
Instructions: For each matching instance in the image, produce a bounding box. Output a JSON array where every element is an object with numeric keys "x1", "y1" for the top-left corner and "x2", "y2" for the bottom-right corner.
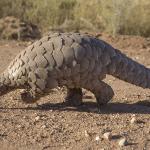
[
  {"x1": 84, "y1": 80, "x2": 114, "y2": 110},
  {"x1": 64, "y1": 88, "x2": 83, "y2": 106},
  {"x1": 94, "y1": 81, "x2": 114, "y2": 107}
]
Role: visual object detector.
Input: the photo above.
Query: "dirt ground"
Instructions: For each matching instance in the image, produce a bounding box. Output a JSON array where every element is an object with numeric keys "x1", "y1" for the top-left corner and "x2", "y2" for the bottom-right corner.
[{"x1": 0, "y1": 33, "x2": 150, "y2": 150}]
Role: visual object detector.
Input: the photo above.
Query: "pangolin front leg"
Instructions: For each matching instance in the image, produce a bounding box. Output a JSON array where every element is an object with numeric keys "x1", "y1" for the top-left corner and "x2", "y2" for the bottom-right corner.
[
  {"x1": 20, "y1": 88, "x2": 43, "y2": 103},
  {"x1": 20, "y1": 71, "x2": 58, "y2": 103},
  {"x1": 64, "y1": 88, "x2": 83, "y2": 106}
]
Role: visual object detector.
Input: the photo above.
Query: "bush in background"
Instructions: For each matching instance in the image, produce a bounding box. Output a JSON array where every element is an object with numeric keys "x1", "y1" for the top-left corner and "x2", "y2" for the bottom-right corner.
[{"x1": 0, "y1": 0, "x2": 150, "y2": 37}]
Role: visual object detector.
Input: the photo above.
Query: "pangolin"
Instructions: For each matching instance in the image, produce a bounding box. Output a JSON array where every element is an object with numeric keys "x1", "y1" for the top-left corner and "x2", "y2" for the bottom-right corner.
[{"x1": 0, "y1": 32, "x2": 150, "y2": 108}]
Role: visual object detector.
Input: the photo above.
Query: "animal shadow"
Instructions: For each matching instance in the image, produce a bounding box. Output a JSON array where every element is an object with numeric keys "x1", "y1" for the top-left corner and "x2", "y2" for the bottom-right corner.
[
  {"x1": 0, "y1": 100, "x2": 149, "y2": 114},
  {"x1": 34, "y1": 99, "x2": 150, "y2": 114}
]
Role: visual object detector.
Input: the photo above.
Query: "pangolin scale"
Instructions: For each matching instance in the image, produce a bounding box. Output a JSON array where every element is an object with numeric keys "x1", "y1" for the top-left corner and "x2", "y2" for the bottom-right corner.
[{"x1": 0, "y1": 32, "x2": 150, "y2": 107}]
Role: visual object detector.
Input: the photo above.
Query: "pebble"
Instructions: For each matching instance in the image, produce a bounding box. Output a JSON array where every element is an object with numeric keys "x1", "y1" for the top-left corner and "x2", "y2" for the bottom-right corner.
[
  {"x1": 10, "y1": 96, "x2": 14, "y2": 100},
  {"x1": 118, "y1": 138, "x2": 128, "y2": 146},
  {"x1": 41, "y1": 125, "x2": 47, "y2": 129},
  {"x1": 35, "y1": 116, "x2": 40, "y2": 121},
  {"x1": 41, "y1": 132, "x2": 47, "y2": 138},
  {"x1": 130, "y1": 117, "x2": 136, "y2": 124},
  {"x1": 84, "y1": 130, "x2": 90, "y2": 137},
  {"x1": 23, "y1": 116, "x2": 27, "y2": 119},
  {"x1": 95, "y1": 135, "x2": 100, "y2": 141},
  {"x1": 103, "y1": 132, "x2": 112, "y2": 140},
  {"x1": 27, "y1": 41, "x2": 32, "y2": 45},
  {"x1": 17, "y1": 125, "x2": 22, "y2": 128},
  {"x1": 135, "y1": 56, "x2": 139, "y2": 60},
  {"x1": 132, "y1": 114, "x2": 136, "y2": 117}
]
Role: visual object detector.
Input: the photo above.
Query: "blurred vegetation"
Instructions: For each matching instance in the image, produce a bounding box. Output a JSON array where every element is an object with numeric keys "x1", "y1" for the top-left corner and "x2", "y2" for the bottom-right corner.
[{"x1": 0, "y1": 0, "x2": 150, "y2": 37}]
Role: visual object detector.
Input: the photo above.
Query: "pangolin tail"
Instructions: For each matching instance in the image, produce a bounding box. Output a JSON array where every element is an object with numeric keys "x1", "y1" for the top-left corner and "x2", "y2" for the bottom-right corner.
[{"x1": 107, "y1": 48, "x2": 150, "y2": 89}]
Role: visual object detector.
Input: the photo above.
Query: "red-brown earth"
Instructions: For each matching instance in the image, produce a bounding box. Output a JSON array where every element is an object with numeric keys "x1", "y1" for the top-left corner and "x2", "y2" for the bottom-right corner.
[{"x1": 0, "y1": 33, "x2": 150, "y2": 150}]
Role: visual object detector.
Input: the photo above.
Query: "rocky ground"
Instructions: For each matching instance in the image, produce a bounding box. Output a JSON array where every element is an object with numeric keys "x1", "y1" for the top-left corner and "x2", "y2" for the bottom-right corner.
[{"x1": 0, "y1": 33, "x2": 150, "y2": 150}]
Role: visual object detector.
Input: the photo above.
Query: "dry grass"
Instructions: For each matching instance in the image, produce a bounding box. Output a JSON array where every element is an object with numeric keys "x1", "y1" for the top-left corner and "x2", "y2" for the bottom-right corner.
[{"x1": 0, "y1": 0, "x2": 150, "y2": 36}]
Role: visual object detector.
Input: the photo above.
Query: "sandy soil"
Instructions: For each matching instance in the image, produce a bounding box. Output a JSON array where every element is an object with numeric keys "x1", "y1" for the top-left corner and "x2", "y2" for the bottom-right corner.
[{"x1": 0, "y1": 34, "x2": 150, "y2": 150}]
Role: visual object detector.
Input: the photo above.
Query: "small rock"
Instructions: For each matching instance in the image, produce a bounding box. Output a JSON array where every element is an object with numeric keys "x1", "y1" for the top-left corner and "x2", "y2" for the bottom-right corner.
[
  {"x1": 10, "y1": 96, "x2": 14, "y2": 100},
  {"x1": 95, "y1": 135, "x2": 100, "y2": 141},
  {"x1": 20, "y1": 89, "x2": 26, "y2": 93},
  {"x1": 27, "y1": 41, "x2": 32, "y2": 45},
  {"x1": 130, "y1": 117, "x2": 136, "y2": 124},
  {"x1": 118, "y1": 138, "x2": 128, "y2": 146},
  {"x1": 103, "y1": 132, "x2": 112, "y2": 140},
  {"x1": 135, "y1": 56, "x2": 139, "y2": 60},
  {"x1": 41, "y1": 125, "x2": 47, "y2": 129},
  {"x1": 41, "y1": 132, "x2": 47, "y2": 138},
  {"x1": 35, "y1": 116, "x2": 40, "y2": 121},
  {"x1": 23, "y1": 116, "x2": 26, "y2": 119},
  {"x1": 17, "y1": 125, "x2": 22, "y2": 128},
  {"x1": 84, "y1": 130, "x2": 90, "y2": 137}
]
